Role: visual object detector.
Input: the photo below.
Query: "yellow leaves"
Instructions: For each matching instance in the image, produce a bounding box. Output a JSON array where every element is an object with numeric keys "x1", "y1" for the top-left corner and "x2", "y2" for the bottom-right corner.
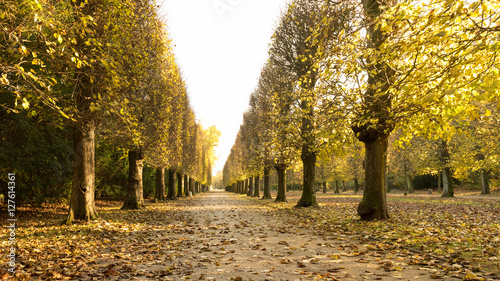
[
  {"x1": 14, "y1": 97, "x2": 30, "y2": 110},
  {"x1": 338, "y1": 29, "x2": 345, "y2": 40},
  {"x1": 19, "y1": 45, "x2": 29, "y2": 56},
  {"x1": 53, "y1": 33, "x2": 63, "y2": 44},
  {"x1": 463, "y1": 272, "x2": 481, "y2": 281},
  {"x1": 0, "y1": 74, "x2": 8, "y2": 85}
]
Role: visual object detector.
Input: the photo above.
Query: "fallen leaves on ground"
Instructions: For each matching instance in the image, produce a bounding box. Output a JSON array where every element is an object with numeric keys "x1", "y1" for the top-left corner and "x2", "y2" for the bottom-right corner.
[
  {"x1": 1, "y1": 191, "x2": 499, "y2": 281},
  {"x1": 262, "y1": 191, "x2": 500, "y2": 279}
]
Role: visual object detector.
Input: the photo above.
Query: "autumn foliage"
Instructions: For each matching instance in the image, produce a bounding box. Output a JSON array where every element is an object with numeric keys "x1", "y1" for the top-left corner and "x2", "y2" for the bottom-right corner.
[{"x1": 223, "y1": 0, "x2": 500, "y2": 220}]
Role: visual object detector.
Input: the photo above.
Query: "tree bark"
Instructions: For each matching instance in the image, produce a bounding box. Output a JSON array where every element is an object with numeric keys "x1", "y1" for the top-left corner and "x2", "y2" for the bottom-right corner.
[
  {"x1": 122, "y1": 149, "x2": 144, "y2": 210},
  {"x1": 247, "y1": 177, "x2": 254, "y2": 196},
  {"x1": 357, "y1": 136, "x2": 389, "y2": 220},
  {"x1": 189, "y1": 177, "x2": 194, "y2": 196},
  {"x1": 342, "y1": 180, "x2": 347, "y2": 192},
  {"x1": 167, "y1": 168, "x2": 176, "y2": 200},
  {"x1": 253, "y1": 175, "x2": 260, "y2": 197},
  {"x1": 262, "y1": 166, "x2": 272, "y2": 199},
  {"x1": 437, "y1": 172, "x2": 442, "y2": 192},
  {"x1": 334, "y1": 180, "x2": 340, "y2": 194},
  {"x1": 406, "y1": 174, "x2": 414, "y2": 193},
  {"x1": 480, "y1": 169, "x2": 490, "y2": 195},
  {"x1": 322, "y1": 181, "x2": 327, "y2": 193},
  {"x1": 354, "y1": 177, "x2": 359, "y2": 194},
  {"x1": 184, "y1": 175, "x2": 189, "y2": 196},
  {"x1": 441, "y1": 168, "x2": 454, "y2": 197},
  {"x1": 296, "y1": 148, "x2": 318, "y2": 207},
  {"x1": 275, "y1": 164, "x2": 287, "y2": 202},
  {"x1": 177, "y1": 171, "x2": 183, "y2": 197},
  {"x1": 154, "y1": 167, "x2": 166, "y2": 202},
  {"x1": 66, "y1": 123, "x2": 98, "y2": 223}
]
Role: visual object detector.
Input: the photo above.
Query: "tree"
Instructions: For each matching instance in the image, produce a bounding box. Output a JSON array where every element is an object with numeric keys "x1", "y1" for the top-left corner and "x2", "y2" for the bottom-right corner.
[
  {"x1": 91, "y1": 0, "x2": 176, "y2": 210},
  {"x1": 318, "y1": 0, "x2": 500, "y2": 219},
  {"x1": 266, "y1": 61, "x2": 297, "y2": 203},
  {"x1": 448, "y1": 102, "x2": 500, "y2": 195},
  {"x1": 269, "y1": 0, "x2": 352, "y2": 207}
]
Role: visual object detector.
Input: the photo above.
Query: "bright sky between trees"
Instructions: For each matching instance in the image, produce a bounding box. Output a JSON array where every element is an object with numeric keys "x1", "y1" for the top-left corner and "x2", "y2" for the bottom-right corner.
[{"x1": 158, "y1": 0, "x2": 289, "y2": 176}]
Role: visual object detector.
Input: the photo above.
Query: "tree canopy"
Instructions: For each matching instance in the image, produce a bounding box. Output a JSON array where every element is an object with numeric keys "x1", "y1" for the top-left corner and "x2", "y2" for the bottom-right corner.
[{"x1": 223, "y1": 0, "x2": 500, "y2": 220}]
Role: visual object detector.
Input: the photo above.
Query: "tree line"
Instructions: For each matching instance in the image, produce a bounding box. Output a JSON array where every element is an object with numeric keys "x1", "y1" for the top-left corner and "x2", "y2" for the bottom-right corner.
[
  {"x1": 222, "y1": 0, "x2": 500, "y2": 220},
  {"x1": 0, "y1": 0, "x2": 220, "y2": 223}
]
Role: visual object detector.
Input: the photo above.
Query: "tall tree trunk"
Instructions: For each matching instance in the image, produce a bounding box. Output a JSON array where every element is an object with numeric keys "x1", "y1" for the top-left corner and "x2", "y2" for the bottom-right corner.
[
  {"x1": 247, "y1": 177, "x2": 254, "y2": 196},
  {"x1": 262, "y1": 166, "x2": 272, "y2": 199},
  {"x1": 167, "y1": 168, "x2": 176, "y2": 200},
  {"x1": 253, "y1": 175, "x2": 260, "y2": 197},
  {"x1": 65, "y1": 0, "x2": 99, "y2": 225},
  {"x1": 154, "y1": 167, "x2": 166, "y2": 202},
  {"x1": 480, "y1": 169, "x2": 490, "y2": 195},
  {"x1": 189, "y1": 177, "x2": 194, "y2": 196},
  {"x1": 66, "y1": 122, "x2": 98, "y2": 223},
  {"x1": 385, "y1": 163, "x2": 390, "y2": 193},
  {"x1": 122, "y1": 149, "x2": 144, "y2": 209},
  {"x1": 357, "y1": 136, "x2": 389, "y2": 220},
  {"x1": 334, "y1": 180, "x2": 340, "y2": 194},
  {"x1": 296, "y1": 147, "x2": 318, "y2": 207},
  {"x1": 403, "y1": 161, "x2": 408, "y2": 195},
  {"x1": 322, "y1": 181, "x2": 327, "y2": 193},
  {"x1": 177, "y1": 172, "x2": 183, "y2": 197},
  {"x1": 441, "y1": 168, "x2": 454, "y2": 197},
  {"x1": 354, "y1": 177, "x2": 359, "y2": 194},
  {"x1": 342, "y1": 180, "x2": 346, "y2": 192},
  {"x1": 275, "y1": 164, "x2": 287, "y2": 202},
  {"x1": 184, "y1": 175, "x2": 189, "y2": 196},
  {"x1": 437, "y1": 172, "x2": 442, "y2": 192},
  {"x1": 352, "y1": 0, "x2": 395, "y2": 221},
  {"x1": 407, "y1": 174, "x2": 414, "y2": 193}
]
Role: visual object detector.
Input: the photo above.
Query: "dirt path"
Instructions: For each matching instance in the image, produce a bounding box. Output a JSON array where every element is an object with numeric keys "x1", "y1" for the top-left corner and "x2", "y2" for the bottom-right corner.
[
  {"x1": 135, "y1": 190, "x2": 438, "y2": 281},
  {"x1": 7, "y1": 190, "x2": 495, "y2": 280}
]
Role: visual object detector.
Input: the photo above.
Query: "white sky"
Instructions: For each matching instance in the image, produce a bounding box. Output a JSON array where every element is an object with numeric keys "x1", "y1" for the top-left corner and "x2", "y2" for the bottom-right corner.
[{"x1": 158, "y1": 0, "x2": 289, "y2": 175}]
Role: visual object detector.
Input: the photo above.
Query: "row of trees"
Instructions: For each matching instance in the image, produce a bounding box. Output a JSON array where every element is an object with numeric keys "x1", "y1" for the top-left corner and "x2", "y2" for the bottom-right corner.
[
  {"x1": 223, "y1": 0, "x2": 499, "y2": 220},
  {"x1": 1, "y1": 0, "x2": 219, "y2": 222}
]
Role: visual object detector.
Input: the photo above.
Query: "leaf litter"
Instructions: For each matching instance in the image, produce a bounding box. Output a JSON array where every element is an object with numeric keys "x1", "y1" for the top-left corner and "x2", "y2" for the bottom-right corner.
[{"x1": 0, "y1": 191, "x2": 498, "y2": 280}]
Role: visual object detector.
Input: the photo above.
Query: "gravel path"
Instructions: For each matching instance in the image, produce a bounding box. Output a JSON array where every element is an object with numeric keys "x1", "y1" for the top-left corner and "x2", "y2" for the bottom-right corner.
[{"x1": 155, "y1": 190, "x2": 437, "y2": 281}]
